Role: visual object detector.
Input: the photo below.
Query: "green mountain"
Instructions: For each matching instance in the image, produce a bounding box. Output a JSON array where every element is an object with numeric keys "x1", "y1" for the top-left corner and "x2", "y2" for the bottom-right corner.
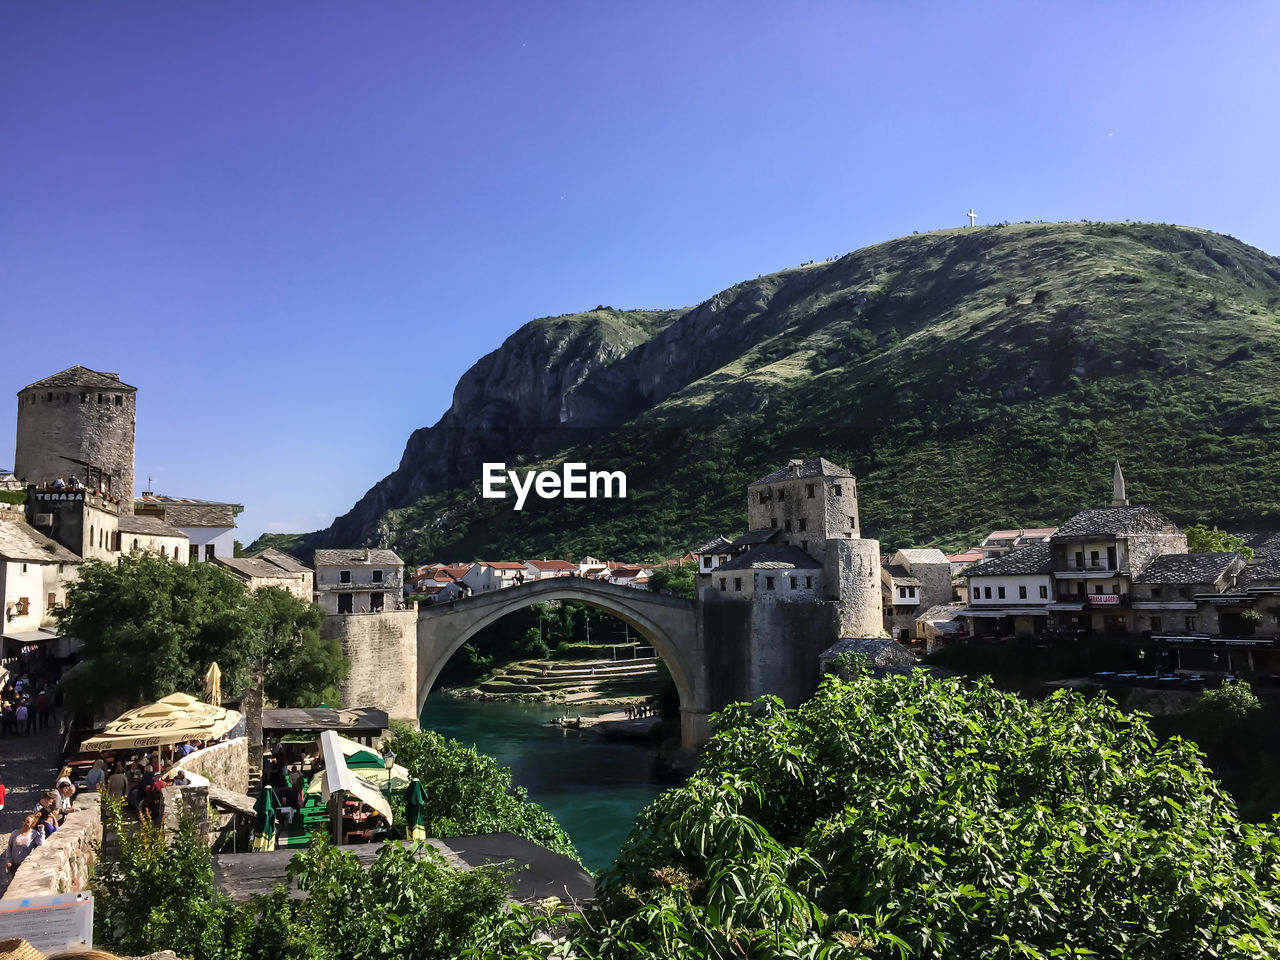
[{"x1": 252, "y1": 221, "x2": 1280, "y2": 564}]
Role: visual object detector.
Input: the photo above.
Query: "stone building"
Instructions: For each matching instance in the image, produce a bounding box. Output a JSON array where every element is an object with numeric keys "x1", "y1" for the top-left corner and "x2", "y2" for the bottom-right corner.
[
  {"x1": 1131, "y1": 553, "x2": 1248, "y2": 637},
  {"x1": 118, "y1": 512, "x2": 189, "y2": 562},
  {"x1": 745, "y1": 458, "x2": 860, "y2": 564},
  {"x1": 713, "y1": 544, "x2": 823, "y2": 603},
  {"x1": 979, "y1": 526, "x2": 1057, "y2": 561},
  {"x1": 314, "y1": 547, "x2": 404, "y2": 615},
  {"x1": 881, "y1": 547, "x2": 952, "y2": 641},
  {"x1": 214, "y1": 550, "x2": 313, "y2": 601},
  {"x1": 14, "y1": 366, "x2": 137, "y2": 502},
  {"x1": 25, "y1": 485, "x2": 121, "y2": 563}
]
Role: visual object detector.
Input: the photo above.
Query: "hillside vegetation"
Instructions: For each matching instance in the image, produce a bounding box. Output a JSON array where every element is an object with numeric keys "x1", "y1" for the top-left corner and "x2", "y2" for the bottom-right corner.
[{"x1": 251, "y1": 221, "x2": 1280, "y2": 563}]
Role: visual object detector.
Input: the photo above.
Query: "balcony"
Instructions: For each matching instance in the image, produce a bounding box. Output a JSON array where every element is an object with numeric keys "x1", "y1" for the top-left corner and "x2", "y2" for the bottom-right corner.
[{"x1": 1053, "y1": 566, "x2": 1128, "y2": 580}]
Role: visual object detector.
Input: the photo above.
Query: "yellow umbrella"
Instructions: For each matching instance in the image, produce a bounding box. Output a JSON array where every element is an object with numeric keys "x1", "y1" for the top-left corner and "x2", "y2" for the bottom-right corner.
[
  {"x1": 81, "y1": 692, "x2": 243, "y2": 752},
  {"x1": 204, "y1": 662, "x2": 222, "y2": 705}
]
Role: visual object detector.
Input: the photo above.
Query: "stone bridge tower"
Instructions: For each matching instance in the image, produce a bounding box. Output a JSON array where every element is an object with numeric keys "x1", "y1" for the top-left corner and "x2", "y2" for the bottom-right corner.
[{"x1": 15, "y1": 366, "x2": 137, "y2": 501}]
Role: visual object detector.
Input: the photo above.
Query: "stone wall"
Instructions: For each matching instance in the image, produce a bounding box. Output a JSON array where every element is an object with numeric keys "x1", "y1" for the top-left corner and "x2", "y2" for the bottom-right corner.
[
  {"x1": 325, "y1": 608, "x2": 419, "y2": 726},
  {"x1": 826, "y1": 538, "x2": 884, "y2": 637},
  {"x1": 170, "y1": 738, "x2": 249, "y2": 794},
  {"x1": 0, "y1": 794, "x2": 101, "y2": 904}
]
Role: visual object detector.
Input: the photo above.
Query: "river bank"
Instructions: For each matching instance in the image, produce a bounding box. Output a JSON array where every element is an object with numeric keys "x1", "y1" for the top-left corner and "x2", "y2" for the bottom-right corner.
[{"x1": 440, "y1": 654, "x2": 666, "y2": 708}]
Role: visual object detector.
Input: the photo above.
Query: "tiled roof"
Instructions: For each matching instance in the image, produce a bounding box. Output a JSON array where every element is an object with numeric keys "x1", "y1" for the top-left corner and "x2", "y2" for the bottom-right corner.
[
  {"x1": 695, "y1": 536, "x2": 733, "y2": 554},
  {"x1": 313, "y1": 548, "x2": 402, "y2": 566},
  {"x1": 0, "y1": 517, "x2": 80, "y2": 563},
  {"x1": 896, "y1": 548, "x2": 950, "y2": 565},
  {"x1": 1234, "y1": 530, "x2": 1280, "y2": 558},
  {"x1": 1050, "y1": 506, "x2": 1181, "y2": 540},
  {"x1": 484, "y1": 561, "x2": 527, "y2": 570},
  {"x1": 216, "y1": 556, "x2": 305, "y2": 581},
  {"x1": 1235, "y1": 556, "x2": 1280, "y2": 588},
  {"x1": 750, "y1": 457, "x2": 852, "y2": 486},
  {"x1": 526, "y1": 559, "x2": 577, "y2": 571},
  {"x1": 253, "y1": 548, "x2": 311, "y2": 574},
  {"x1": 728, "y1": 528, "x2": 780, "y2": 550},
  {"x1": 1134, "y1": 553, "x2": 1242, "y2": 585},
  {"x1": 917, "y1": 603, "x2": 966, "y2": 622},
  {"x1": 965, "y1": 542, "x2": 1054, "y2": 577},
  {"x1": 718, "y1": 544, "x2": 821, "y2": 571},
  {"x1": 23, "y1": 366, "x2": 136, "y2": 392},
  {"x1": 117, "y1": 514, "x2": 187, "y2": 539},
  {"x1": 882, "y1": 563, "x2": 920, "y2": 585},
  {"x1": 609, "y1": 566, "x2": 650, "y2": 577},
  {"x1": 946, "y1": 550, "x2": 984, "y2": 562}
]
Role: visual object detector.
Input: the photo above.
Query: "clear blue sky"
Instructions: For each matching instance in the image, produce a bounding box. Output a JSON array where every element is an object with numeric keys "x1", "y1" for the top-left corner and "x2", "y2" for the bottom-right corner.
[{"x1": 3, "y1": 2, "x2": 1277, "y2": 542}]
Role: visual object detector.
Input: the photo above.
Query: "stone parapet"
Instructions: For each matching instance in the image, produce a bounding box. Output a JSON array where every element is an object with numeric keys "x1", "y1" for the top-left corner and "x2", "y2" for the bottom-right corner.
[
  {"x1": 326, "y1": 608, "x2": 420, "y2": 727},
  {"x1": 0, "y1": 793, "x2": 101, "y2": 904},
  {"x1": 170, "y1": 737, "x2": 249, "y2": 794}
]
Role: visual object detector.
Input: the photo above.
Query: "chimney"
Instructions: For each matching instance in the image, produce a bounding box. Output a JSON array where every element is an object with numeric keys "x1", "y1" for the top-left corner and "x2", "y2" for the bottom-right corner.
[
  {"x1": 364, "y1": 547, "x2": 371, "y2": 562},
  {"x1": 788, "y1": 458, "x2": 803, "y2": 477}
]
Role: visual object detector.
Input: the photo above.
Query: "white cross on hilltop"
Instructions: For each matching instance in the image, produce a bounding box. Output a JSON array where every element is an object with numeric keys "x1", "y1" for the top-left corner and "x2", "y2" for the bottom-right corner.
[{"x1": 967, "y1": 209, "x2": 977, "y2": 227}]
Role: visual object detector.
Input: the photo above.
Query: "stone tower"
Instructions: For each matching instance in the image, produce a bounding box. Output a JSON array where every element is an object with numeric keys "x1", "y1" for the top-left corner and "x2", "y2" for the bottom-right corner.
[
  {"x1": 15, "y1": 366, "x2": 137, "y2": 501},
  {"x1": 746, "y1": 457, "x2": 861, "y2": 565}
]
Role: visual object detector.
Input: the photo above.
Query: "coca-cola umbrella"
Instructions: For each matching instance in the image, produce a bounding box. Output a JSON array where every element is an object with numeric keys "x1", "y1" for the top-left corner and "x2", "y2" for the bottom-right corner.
[{"x1": 80, "y1": 692, "x2": 243, "y2": 752}]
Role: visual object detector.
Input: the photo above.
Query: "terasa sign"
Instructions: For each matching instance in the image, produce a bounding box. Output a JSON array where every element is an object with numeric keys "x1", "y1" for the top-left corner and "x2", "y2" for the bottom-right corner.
[{"x1": 482, "y1": 462, "x2": 627, "y2": 511}]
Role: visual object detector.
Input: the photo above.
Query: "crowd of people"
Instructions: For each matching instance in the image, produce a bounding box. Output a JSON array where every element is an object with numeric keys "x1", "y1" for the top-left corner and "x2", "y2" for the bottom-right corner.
[
  {"x1": 1, "y1": 767, "x2": 79, "y2": 894},
  {"x1": 623, "y1": 701, "x2": 656, "y2": 720},
  {"x1": 0, "y1": 674, "x2": 58, "y2": 737}
]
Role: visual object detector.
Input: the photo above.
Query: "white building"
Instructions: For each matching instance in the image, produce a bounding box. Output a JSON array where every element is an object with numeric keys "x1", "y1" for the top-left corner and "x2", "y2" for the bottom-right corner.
[
  {"x1": 118, "y1": 513, "x2": 189, "y2": 563},
  {"x1": 135, "y1": 493, "x2": 242, "y2": 563},
  {"x1": 694, "y1": 537, "x2": 733, "y2": 576},
  {"x1": 523, "y1": 559, "x2": 577, "y2": 580},
  {"x1": 963, "y1": 542, "x2": 1055, "y2": 637},
  {"x1": 0, "y1": 517, "x2": 81, "y2": 661}
]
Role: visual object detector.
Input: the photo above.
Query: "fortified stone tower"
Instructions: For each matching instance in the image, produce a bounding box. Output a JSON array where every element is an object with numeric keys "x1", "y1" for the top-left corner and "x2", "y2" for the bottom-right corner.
[
  {"x1": 14, "y1": 366, "x2": 137, "y2": 501},
  {"x1": 746, "y1": 457, "x2": 860, "y2": 564}
]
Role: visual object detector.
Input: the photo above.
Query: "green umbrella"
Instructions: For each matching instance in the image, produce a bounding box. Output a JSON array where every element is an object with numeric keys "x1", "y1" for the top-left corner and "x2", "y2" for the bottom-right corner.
[
  {"x1": 252, "y1": 785, "x2": 281, "y2": 851},
  {"x1": 405, "y1": 779, "x2": 428, "y2": 842}
]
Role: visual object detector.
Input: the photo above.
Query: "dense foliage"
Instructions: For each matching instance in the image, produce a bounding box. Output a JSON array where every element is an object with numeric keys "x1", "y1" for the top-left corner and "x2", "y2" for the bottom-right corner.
[
  {"x1": 253, "y1": 221, "x2": 1280, "y2": 562},
  {"x1": 92, "y1": 797, "x2": 513, "y2": 960},
  {"x1": 483, "y1": 671, "x2": 1280, "y2": 959},
  {"x1": 646, "y1": 560, "x2": 697, "y2": 599},
  {"x1": 1184, "y1": 523, "x2": 1255, "y2": 559},
  {"x1": 383, "y1": 724, "x2": 579, "y2": 860},
  {"x1": 59, "y1": 554, "x2": 346, "y2": 712}
]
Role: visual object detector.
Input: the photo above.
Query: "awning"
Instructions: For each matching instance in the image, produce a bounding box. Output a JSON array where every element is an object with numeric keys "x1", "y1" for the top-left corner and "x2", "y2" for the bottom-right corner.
[
  {"x1": 80, "y1": 692, "x2": 243, "y2": 751},
  {"x1": 2, "y1": 628, "x2": 60, "y2": 644},
  {"x1": 307, "y1": 768, "x2": 394, "y2": 823}
]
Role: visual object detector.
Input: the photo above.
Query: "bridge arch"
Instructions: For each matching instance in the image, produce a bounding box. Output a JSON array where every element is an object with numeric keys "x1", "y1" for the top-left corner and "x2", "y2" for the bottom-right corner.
[{"x1": 417, "y1": 579, "x2": 707, "y2": 747}]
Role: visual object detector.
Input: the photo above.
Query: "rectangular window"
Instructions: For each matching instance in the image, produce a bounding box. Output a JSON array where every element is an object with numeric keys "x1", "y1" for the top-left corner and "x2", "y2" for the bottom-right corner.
[
  {"x1": 984, "y1": 587, "x2": 991, "y2": 599},
  {"x1": 114, "y1": 394, "x2": 123, "y2": 406},
  {"x1": 1150, "y1": 616, "x2": 1162, "y2": 632},
  {"x1": 719, "y1": 578, "x2": 727, "y2": 592},
  {"x1": 1074, "y1": 551, "x2": 1084, "y2": 569},
  {"x1": 765, "y1": 576, "x2": 775, "y2": 590},
  {"x1": 97, "y1": 393, "x2": 103, "y2": 404},
  {"x1": 1184, "y1": 616, "x2": 1195, "y2": 631},
  {"x1": 833, "y1": 485, "x2": 842, "y2": 496},
  {"x1": 798, "y1": 518, "x2": 807, "y2": 532},
  {"x1": 20, "y1": 562, "x2": 27, "y2": 574},
  {"x1": 998, "y1": 586, "x2": 1006, "y2": 599},
  {"x1": 784, "y1": 519, "x2": 792, "y2": 532},
  {"x1": 770, "y1": 518, "x2": 777, "y2": 528},
  {"x1": 703, "y1": 557, "x2": 713, "y2": 568},
  {"x1": 734, "y1": 578, "x2": 742, "y2": 592},
  {"x1": 1039, "y1": 585, "x2": 1048, "y2": 599},
  {"x1": 1151, "y1": 586, "x2": 1162, "y2": 598},
  {"x1": 340, "y1": 570, "x2": 352, "y2": 584},
  {"x1": 372, "y1": 569, "x2": 384, "y2": 583},
  {"x1": 1094, "y1": 584, "x2": 1103, "y2": 594},
  {"x1": 338, "y1": 594, "x2": 353, "y2": 614},
  {"x1": 790, "y1": 577, "x2": 797, "y2": 589},
  {"x1": 805, "y1": 576, "x2": 812, "y2": 589},
  {"x1": 758, "y1": 491, "x2": 770, "y2": 503},
  {"x1": 370, "y1": 592, "x2": 384, "y2": 612},
  {"x1": 1019, "y1": 585, "x2": 1027, "y2": 599},
  {"x1": 777, "y1": 488, "x2": 786, "y2": 501},
  {"x1": 800, "y1": 540, "x2": 808, "y2": 553},
  {"x1": 205, "y1": 544, "x2": 215, "y2": 561},
  {"x1": 48, "y1": 592, "x2": 57, "y2": 609},
  {"x1": 190, "y1": 544, "x2": 199, "y2": 563},
  {"x1": 898, "y1": 587, "x2": 907, "y2": 598},
  {"x1": 806, "y1": 484, "x2": 815, "y2": 498},
  {"x1": 1090, "y1": 550, "x2": 1100, "y2": 567}
]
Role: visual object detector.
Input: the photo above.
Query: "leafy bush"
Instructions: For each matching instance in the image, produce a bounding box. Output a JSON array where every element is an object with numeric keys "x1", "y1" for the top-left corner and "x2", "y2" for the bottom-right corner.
[{"x1": 485, "y1": 672, "x2": 1280, "y2": 958}]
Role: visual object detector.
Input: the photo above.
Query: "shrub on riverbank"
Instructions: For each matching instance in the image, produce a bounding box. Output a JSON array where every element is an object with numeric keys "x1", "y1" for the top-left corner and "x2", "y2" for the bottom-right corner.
[{"x1": 477, "y1": 670, "x2": 1280, "y2": 959}]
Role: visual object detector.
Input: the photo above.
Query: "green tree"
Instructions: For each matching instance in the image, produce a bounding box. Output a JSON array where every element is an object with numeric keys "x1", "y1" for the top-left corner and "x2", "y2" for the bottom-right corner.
[
  {"x1": 251, "y1": 586, "x2": 348, "y2": 707},
  {"x1": 59, "y1": 554, "x2": 345, "y2": 713},
  {"x1": 646, "y1": 560, "x2": 697, "y2": 600},
  {"x1": 383, "y1": 724, "x2": 579, "y2": 861},
  {"x1": 59, "y1": 555, "x2": 260, "y2": 713},
  {"x1": 488, "y1": 672, "x2": 1280, "y2": 959},
  {"x1": 1184, "y1": 523, "x2": 1254, "y2": 559}
]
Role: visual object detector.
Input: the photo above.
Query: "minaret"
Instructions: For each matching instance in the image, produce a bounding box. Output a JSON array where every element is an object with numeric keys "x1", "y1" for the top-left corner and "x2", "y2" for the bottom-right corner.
[{"x1": 1112, "y1": 460, "x2": 1129, "y2": 507}]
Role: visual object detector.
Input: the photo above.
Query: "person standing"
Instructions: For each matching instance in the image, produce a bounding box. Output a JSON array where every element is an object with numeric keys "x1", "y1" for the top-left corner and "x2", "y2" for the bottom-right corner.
[
  {"x1": 106, "y1": 763, "x2": 128, "y2": 800},
  {"x1": 14, "y1": 700, "x2": 28, "y2": 736},
  {"x1": 84, "y1": 759, "x2": 107, "y2": 792},
  {"x1": 4, "y1": 814, "x2": 45, "y2": 879}
]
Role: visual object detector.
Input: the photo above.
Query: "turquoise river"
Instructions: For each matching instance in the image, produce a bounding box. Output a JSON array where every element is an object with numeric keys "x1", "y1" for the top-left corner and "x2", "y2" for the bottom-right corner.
[{"x1": 419, "y1": 695, "x2": 685, "y2": 872}]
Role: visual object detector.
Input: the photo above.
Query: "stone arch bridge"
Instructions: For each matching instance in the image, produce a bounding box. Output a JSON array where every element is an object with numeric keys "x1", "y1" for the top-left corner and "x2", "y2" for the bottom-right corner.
[{"x1": 417, "y1": 579, "x2": 711, "y2": 748}]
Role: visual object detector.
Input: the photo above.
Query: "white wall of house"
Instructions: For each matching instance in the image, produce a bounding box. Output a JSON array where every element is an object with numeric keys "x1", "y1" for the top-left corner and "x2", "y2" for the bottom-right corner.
[
  {"x1": 967, "y1": 575, "x2": 1053, "y2": 605},
  {"x1": 178, "y1": 526, "x2": 235, "y2": 563}
]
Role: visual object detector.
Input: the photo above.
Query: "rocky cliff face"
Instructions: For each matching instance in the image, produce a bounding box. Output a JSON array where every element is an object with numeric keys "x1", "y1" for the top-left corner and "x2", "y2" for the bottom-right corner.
[{"x1": 263, "y1": 221, "x2": 1280, "y2": 562}]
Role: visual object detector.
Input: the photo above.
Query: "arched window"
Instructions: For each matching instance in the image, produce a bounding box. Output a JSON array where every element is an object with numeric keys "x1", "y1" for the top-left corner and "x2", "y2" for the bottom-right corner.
[
  {"x1": 89, "y1": 526, "x2": 95, "y2": 546},
  {"x1": 133, "y1": 538, "x2": 139, "y2": 551}
]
